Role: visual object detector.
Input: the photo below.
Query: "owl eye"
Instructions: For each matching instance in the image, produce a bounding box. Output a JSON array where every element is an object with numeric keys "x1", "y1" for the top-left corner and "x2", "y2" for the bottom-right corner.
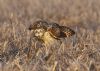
[{"x1": 37, "y1": 24, "x2": 40, "y2": 27}]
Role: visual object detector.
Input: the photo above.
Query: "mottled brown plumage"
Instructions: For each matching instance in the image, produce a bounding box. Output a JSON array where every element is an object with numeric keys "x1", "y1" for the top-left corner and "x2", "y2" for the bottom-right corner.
[{"x1": 29, "y1": 20, "x2": 75, "y2": 47}]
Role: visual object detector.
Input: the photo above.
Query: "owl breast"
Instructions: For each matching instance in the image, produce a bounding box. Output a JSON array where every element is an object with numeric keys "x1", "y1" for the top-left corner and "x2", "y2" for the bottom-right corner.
[{"x1": 43, "y1": 32, "x2": 61, "y2": 47}]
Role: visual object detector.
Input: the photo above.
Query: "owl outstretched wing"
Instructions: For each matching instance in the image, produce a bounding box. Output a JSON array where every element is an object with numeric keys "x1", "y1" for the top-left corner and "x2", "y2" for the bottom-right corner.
[
  {"x1": 60, "y1": 26, "x2": 75, "y2": 37},
  {"x1": 47, "y1": 23, "x2": 75, "y2": 39}
]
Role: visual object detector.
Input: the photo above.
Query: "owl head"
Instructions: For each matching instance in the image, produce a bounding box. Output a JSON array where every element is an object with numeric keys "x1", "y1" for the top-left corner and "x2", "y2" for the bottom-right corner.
[{"x1": 29, "y1": 20, "x2": 49, "y2": 30}]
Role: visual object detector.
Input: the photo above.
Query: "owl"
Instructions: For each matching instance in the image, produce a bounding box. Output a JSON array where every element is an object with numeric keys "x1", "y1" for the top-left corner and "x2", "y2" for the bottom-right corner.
[{"x1": 29, "y1": 20, "x2": 75, "y2": 47}]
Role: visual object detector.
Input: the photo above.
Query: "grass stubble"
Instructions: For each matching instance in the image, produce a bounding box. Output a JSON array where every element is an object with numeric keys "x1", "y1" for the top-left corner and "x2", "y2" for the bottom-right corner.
[{"x1": 0, "y1": 0, "x2": 100, "y2": 71}]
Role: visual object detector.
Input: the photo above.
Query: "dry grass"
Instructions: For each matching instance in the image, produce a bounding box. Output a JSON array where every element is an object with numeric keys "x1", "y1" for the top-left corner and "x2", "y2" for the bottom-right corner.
[{"x1": 0, "y1": 0, "x2": 100, "y2": 71}]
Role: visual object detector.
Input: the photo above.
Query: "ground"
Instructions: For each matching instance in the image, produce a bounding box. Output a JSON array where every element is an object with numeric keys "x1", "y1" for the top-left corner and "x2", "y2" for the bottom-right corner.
[{"x1": 0, "y1": 0, "x2": 100, "y2": 71}]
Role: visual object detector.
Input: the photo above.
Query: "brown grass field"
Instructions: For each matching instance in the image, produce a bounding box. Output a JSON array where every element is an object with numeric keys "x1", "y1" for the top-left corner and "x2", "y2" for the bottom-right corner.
[{"x1": 0, "y1": 0, "x2": 100, "y2": 71}]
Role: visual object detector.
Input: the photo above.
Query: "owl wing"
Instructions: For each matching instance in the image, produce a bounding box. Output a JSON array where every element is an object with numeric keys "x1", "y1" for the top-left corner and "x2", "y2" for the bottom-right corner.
[
  {"x1": 60, "y1": 26, "x2": 75, "y2": 37},
  {"x1": 47, "y1": 23, "x2": 66, "y2": 39},
  {"x1": 47, "y1": 23, "x2": 60, "y2": 39},
  {"x1": 47, "y1": 26, "x2": 61, "y2": 39}
]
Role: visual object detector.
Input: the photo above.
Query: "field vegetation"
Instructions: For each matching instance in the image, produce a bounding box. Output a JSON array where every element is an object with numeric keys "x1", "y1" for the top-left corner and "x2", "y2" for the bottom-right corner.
[{"x1": 0, "y1": 0, "x2": 100, "y2": 71}]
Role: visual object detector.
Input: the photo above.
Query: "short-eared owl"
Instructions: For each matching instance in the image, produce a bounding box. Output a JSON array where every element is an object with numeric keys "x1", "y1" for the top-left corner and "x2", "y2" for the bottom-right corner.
[{"x1": 29, "y1": 20, "x2": 75, "y2": 47}]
